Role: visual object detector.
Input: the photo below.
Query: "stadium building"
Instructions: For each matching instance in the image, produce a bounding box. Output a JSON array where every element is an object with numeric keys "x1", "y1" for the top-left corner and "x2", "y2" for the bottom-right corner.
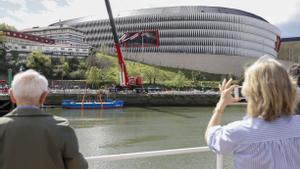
[{"x1": 51, "y1": 6, "x2": 281, "y2": 76}]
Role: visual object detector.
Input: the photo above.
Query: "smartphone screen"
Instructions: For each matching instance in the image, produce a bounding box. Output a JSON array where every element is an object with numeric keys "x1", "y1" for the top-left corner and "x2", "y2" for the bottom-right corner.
[{"x1": 233, "y1": 86, "x2": 246, "y2": 101}]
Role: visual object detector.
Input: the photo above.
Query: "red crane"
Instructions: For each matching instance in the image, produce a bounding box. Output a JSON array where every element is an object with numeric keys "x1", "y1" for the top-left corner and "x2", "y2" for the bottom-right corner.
[{"x1": 104, "y1": 0, "x2": 142, "y2": 88}]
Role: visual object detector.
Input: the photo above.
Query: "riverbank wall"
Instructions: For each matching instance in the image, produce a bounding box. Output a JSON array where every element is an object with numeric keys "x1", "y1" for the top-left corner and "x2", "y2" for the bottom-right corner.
[{"x1": 46, "y1": 93, "x2": 219, "y2": 107}]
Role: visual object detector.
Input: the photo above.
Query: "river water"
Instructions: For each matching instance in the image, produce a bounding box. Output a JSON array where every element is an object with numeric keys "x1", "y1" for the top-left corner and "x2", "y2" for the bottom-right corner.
[{"x1": 45, "y1": 106, "x2": 246, "y2": 169}]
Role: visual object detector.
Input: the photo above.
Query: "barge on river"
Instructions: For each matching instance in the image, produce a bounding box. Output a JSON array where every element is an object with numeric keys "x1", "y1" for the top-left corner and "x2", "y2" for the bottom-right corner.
[{"x1": 61, "y1": 99, "x2": 124, "y2": 109}]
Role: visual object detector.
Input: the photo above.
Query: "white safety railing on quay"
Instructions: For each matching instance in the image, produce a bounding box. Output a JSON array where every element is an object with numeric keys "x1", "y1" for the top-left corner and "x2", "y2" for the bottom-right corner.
[{"x1": 85, "y1": 146, "x2": 223, "y2": 169}]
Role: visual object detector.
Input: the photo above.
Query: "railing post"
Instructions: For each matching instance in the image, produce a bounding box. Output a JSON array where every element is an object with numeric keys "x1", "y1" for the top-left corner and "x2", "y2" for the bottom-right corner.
[{"x1": 216, "y1": 154, "x2": 223, "y2": 169}]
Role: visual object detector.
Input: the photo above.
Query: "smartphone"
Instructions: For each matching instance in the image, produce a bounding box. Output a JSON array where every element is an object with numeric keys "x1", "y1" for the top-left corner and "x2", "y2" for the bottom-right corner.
[{"x1": 233, "y1": 86, "x2": 245, "y2": 100}]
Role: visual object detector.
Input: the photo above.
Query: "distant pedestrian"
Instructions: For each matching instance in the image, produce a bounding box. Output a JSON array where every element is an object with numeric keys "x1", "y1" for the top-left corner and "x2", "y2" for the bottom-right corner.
[
  {"x1": 0, "y1": 69, "x2": 88, "y2": 169},
  {"x1": 288, "y1": 63, "x2": 300, "y2": 115}
]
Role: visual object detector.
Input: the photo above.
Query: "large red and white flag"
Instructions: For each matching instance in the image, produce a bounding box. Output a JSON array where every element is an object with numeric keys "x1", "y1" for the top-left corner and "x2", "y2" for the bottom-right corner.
[
  {"x1": 119, "y1": 32, "x2": 129, "y2": 43},
  {"x1": 119, "y1": 32, "x2": 141, "y2": 43},
  {"x1": 129, "y1": 32, "x2": 140, "y2": 40}
]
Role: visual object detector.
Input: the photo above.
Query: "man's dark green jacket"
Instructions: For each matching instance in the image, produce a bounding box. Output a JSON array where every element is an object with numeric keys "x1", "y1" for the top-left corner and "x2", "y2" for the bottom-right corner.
[{"x1": 0, "y1": 107, "x2": 88, "y2": 169}]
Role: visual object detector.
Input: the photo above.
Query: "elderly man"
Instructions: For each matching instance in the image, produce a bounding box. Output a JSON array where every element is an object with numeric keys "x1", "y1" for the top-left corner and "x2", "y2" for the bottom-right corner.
[{"x1": 0, "y1": 69, "x2": 88, "y2": 169}]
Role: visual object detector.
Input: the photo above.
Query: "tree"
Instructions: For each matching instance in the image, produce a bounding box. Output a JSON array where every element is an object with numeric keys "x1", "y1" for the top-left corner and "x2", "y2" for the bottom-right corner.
[
  {"x1": 0, "y1": 23, "x2": 17, "y2": 77},
  {"x1": 85, "y1": 65, "x2": 118, "y2": 88},
  {"x1": 171, "y1": 71, "x2": 189, "y2": 89},
  {"x1": 68, "y1": 57, "x2": 80, "y2": 71},
  {"x1": 0, "y1": 23, "x2": 17, "y2": 31},
  {"x1": 85, "y1": 66, "x2": 102, "y2": 88},
  {"x1": 0, "y1": 50, "x2": 7, "y2": 76},
  {"x1": 62, "y1": 62, "x2": 70, "y2": 79},
  {"x1": 140, "y1": 65, "x2": 169, "y2": 85},
  {"x1": 106, "y1": 67, "x2": 118, "y2": 83},
  {"x1": 0, "y1": 30, "x2": 5, "y2": 47},
  {"x1": 69, "y1": 59, "x2": 87, "y2": 79},
  {"x1": 51, "y1": 56, "x2": 70, "y2": 80},
  {"x1": 6, "y1": 51, "x2": 24, "y2": 74},
  {"x1": 127, "y1": 62, "x2": 141, "y2": 76},
  {"x1": 140, "y1": 66, "x2": 155, "y2": 84},
  {"x1": 154, "y1": 69, "x2": 170, "y2": 84},
  {"x1": 0, "y1": 29, "x2": 8, "y2": 75},
  {"x1": 27, "y1": 51, "x2": 52, "y2": 77}
]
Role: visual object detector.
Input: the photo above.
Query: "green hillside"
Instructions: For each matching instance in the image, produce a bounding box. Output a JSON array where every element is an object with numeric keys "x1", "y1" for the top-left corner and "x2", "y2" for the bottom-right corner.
[
  {"x1": 96, "y1": 52, "x2": 231, "y2": 89},
  {"x1": 278, "y1": 41, "x2": 300, "y2": 62}
]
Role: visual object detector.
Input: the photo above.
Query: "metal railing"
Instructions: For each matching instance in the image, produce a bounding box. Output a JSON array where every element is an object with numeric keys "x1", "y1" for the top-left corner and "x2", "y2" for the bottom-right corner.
[{"x1": 86, "y1": 146, "x2": 223, "y2": 169}]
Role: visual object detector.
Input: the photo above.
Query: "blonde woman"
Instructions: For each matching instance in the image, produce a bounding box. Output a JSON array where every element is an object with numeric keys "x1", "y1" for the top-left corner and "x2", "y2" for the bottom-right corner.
[{"x1": 205, "y1": 56, "x2": 300, "y2": 169}]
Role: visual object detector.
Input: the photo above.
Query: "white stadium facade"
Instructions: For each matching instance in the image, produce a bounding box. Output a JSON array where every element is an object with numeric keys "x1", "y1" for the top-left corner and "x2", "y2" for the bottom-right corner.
[{"x1": 51, "y1": 6, "x2": 281, "y2": 76}]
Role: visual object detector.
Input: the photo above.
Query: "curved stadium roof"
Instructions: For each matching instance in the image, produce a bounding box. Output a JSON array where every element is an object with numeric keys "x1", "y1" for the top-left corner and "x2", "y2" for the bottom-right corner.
[
  {"x1": 121, "y1": 6, "x2": 268, "y2": 23},
  {"x1": 50, "y1": 5, "x2": 268, "y2": 26}
]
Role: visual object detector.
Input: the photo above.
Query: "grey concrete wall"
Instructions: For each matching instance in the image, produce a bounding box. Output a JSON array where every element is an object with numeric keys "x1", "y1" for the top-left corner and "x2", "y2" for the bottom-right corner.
[
  {"x1": 123, "y1": 52, "x2": 259, "y2": 77},
  {"x1": 123, "y1": 52, "x2": 296, "y2": 76}
]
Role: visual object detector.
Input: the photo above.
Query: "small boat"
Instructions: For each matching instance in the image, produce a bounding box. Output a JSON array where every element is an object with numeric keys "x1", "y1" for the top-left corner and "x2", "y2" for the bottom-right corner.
[{"x1": 62, "y1": 99, "x2": 124, "y2": 109}]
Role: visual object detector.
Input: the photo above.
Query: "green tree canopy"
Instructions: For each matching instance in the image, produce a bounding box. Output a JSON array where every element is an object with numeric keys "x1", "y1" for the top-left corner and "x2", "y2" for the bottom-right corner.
[
  {"x1": 0, "y1": 23, "x2": 17, "y2": 32},
  {"x1": 62, "y1": 62, "x2": 70, "y2": 78},
  {"x1": 69, "y1": 59, "x2": 87, "y2": 79},
  {"x1": 0, "y1": 23, "x2": 17, "y2": 78},
  {"x1": 52, "y1": 57, "x2": 70, "y2": 80},
  {"x1": 27, "y1": 51, "x2": 52, "y2": 77},
  {"x1": 0, "y1": 30, "x2": 7, "y2": 77},
  {"x1": 0, "y1": 30, "x2": 4, "y2": 44},
  {"x1": 6, "y1": 51, "x2": 25, "y2": 74},
  {"x1": 0, "y1": 49, "x2": 7, "y2": 75},
  {"x1": 171, "y1": 71, "x2": 190, "y2": 89},
  {"x1": 86, "y1": 66, "x2": 102, "y2": 87}
]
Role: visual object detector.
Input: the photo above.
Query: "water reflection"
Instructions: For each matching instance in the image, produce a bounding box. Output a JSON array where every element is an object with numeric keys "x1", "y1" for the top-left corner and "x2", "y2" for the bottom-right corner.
[
  {"x1": 61, "y1": 108, "x2": 124, "y2": 118},
  {"x1": 45, "y1": 108, "x2": 125, "y2": 128},
  {"x1": 143, "y1": 107, "x2": 196, "y2": 118}
]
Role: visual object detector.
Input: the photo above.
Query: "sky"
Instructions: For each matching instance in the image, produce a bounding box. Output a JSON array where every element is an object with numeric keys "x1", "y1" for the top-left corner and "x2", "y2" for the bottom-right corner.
[{"x1": 0, "y1": 0, "x2": 300, "y2": 38}]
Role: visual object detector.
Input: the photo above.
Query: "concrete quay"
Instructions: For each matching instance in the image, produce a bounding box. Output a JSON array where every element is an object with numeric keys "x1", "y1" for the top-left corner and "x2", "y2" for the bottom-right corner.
[
  {"x1": 1, "y1": 90, "x2": 221, "y2": 107},
  {"x1": 46, "y1": 91, "x2": 220, "y2": 107}
]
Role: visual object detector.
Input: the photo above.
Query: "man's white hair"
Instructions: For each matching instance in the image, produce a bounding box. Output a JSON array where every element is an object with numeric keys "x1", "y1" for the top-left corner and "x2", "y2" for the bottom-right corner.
[{"x1": 12, "y1": 69, "x2": 48, "y2": 100}]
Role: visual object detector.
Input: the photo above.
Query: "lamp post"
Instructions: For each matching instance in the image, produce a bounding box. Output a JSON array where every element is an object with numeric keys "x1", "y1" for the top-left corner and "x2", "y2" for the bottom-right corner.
[{"x1": 8, "y1": 68, "x2": 12, "y2": 88}]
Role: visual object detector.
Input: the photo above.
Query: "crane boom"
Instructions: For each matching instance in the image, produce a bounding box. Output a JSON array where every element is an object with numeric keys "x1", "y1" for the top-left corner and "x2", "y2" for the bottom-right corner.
[{"x1": 104, "y1": 0, "x2": 129, "y2": 86}]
